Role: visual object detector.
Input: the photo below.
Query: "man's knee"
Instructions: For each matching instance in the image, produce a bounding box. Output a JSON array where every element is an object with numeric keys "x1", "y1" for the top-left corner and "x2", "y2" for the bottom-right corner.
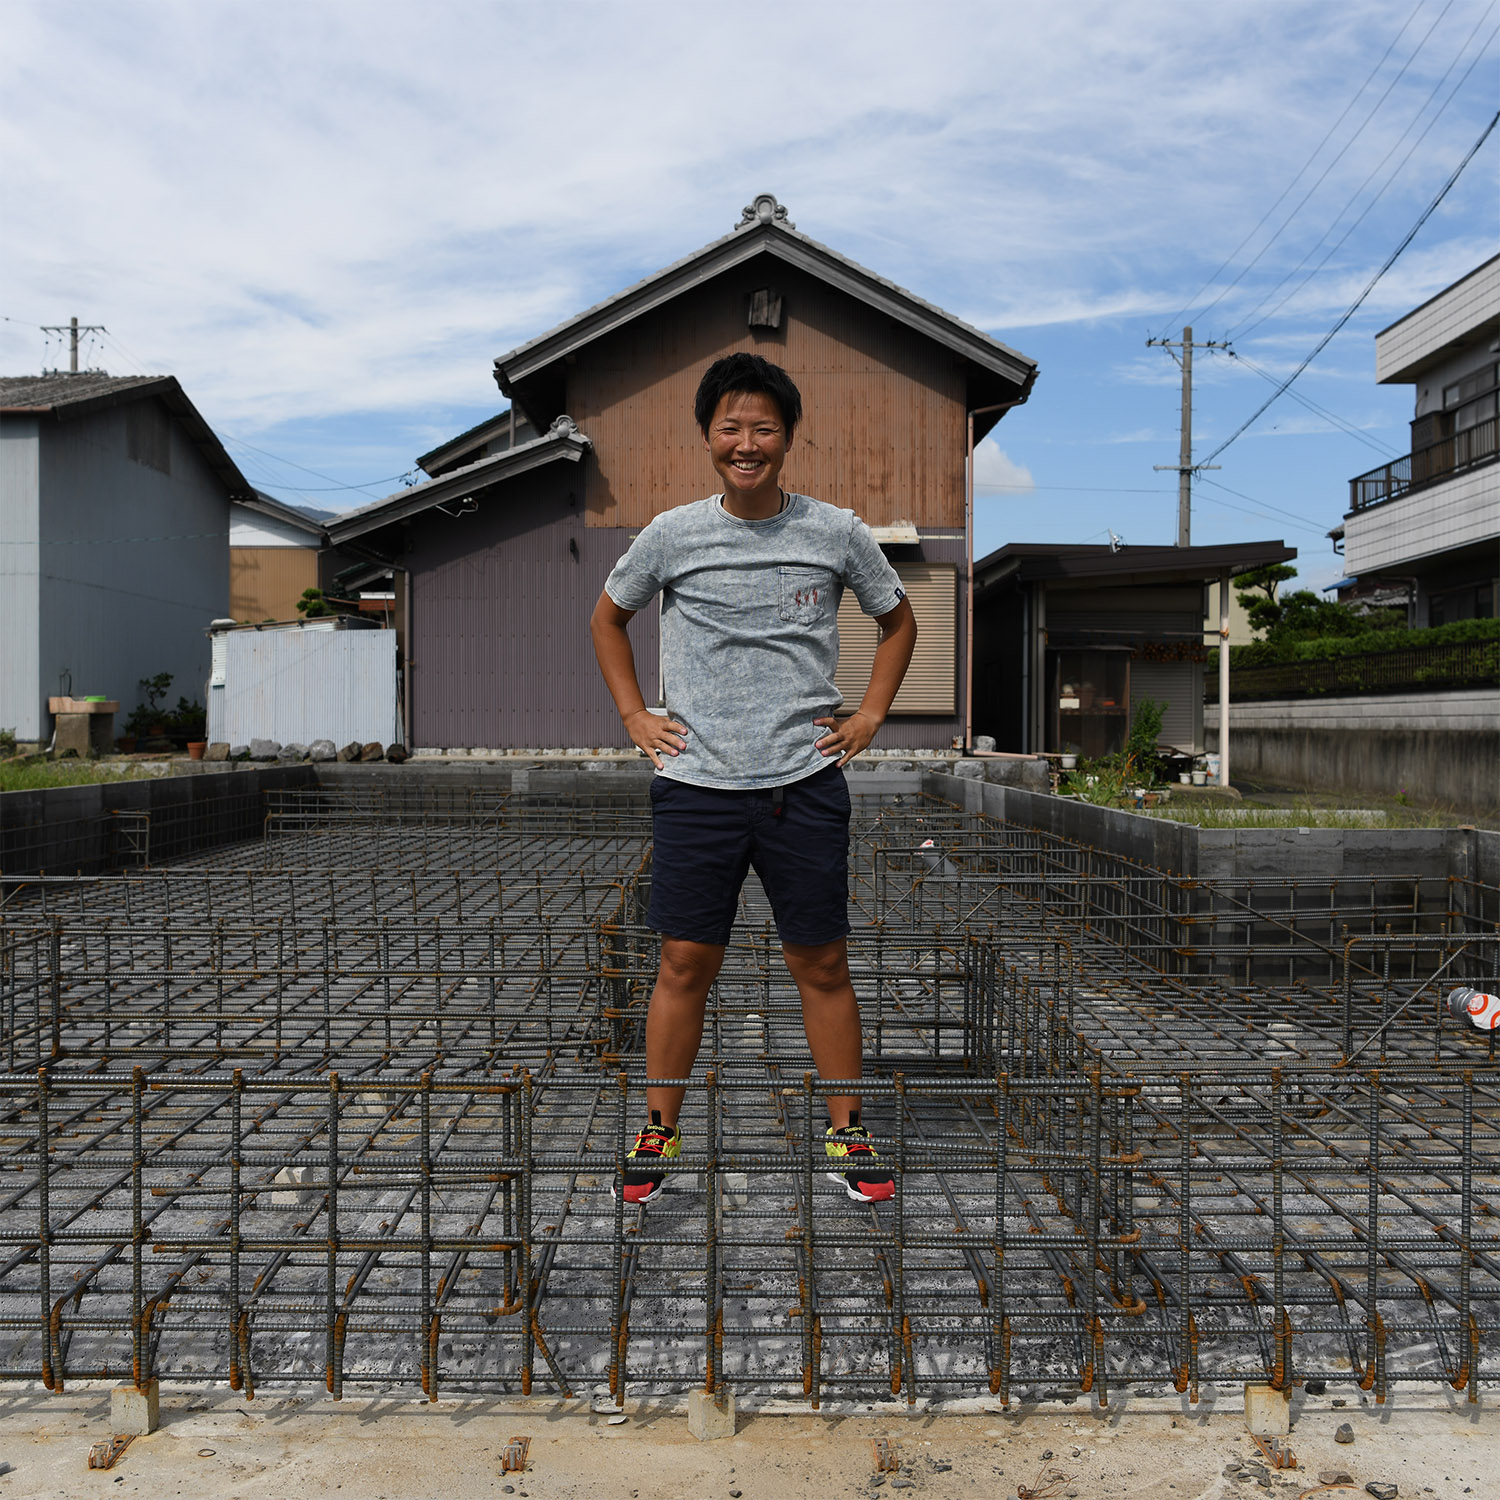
[
  {"x1": 784, "y1": 940, "x2": 850, "y2": 994},
  {"x1": 658, "y1": 939, "x2": 724, "y2": 992}
]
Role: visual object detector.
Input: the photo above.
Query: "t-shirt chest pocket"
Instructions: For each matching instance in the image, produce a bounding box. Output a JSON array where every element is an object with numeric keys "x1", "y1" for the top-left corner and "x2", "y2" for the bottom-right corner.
[{"x1": 779, "y1": 566, "x2": 833, "y2": 625}]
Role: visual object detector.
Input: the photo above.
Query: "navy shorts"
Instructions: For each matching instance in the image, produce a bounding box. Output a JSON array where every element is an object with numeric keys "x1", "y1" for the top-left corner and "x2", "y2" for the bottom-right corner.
[{"x1": 647, "y1": 764, "x2": 852, "y2": 947}]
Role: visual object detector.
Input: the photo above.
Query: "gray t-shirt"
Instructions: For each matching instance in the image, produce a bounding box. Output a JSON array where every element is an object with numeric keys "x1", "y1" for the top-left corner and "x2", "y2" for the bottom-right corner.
[{"x1": 603, "y1": 493, "x2": 905, "y2": 789}]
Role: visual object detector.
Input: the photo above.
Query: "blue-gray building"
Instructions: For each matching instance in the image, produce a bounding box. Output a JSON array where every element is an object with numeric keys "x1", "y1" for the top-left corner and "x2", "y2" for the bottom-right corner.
[{"x1": 0, "y1": 373, "x2": 251, "y2": 744}]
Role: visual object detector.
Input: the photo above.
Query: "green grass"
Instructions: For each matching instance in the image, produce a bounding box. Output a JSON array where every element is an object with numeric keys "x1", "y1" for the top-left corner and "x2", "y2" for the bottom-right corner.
[
  {"x1": 0, "y1": 759, "x2": 158, "y2": 793},
  {"x1": 1138, "y1": 801, "x2": 1461, "y2": 830}
]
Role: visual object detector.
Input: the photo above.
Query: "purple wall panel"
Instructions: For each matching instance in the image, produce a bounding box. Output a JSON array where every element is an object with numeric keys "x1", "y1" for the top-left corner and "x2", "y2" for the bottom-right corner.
[{"x1": 405, "y1": 469, "x2": 652, "y2": 749}]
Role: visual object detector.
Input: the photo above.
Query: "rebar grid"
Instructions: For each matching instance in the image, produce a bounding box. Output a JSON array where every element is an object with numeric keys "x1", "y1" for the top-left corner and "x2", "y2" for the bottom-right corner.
[{"x1": 1, "y1": 788, "x2": 1496, "y2": 1408}]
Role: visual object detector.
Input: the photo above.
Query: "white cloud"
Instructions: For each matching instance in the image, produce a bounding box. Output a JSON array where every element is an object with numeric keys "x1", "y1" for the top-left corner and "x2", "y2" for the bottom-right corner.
[
  {"x1": 973, "y1": 441, "x2": 1035, "y2": 493},
  {"x1": 0, "y1": 0, "x2": 1493, "y2": 488}
]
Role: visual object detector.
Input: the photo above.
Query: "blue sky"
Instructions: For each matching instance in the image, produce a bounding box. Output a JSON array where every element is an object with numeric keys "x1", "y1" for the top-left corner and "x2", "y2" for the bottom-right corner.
[{"x1": 3, "y1": 1, "x2": 1496, "y2": 596}]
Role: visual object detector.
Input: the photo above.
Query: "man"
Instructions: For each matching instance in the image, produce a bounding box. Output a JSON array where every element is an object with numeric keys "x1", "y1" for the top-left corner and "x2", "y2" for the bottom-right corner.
[{"x1": 590, "y1": 352, "x2": 917, "y2": 1205}]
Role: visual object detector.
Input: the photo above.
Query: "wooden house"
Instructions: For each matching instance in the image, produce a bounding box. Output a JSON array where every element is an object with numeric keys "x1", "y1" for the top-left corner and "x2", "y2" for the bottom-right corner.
[{"x1": 326, "y1": 194, "x2": 1037, "y2": 751}]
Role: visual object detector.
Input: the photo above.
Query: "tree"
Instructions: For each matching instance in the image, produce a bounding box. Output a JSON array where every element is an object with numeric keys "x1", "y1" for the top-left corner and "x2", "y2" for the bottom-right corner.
[
  {"x1": 1233, "y1": 563, "x2": 1297, "y2": 637},
  {"x1": 296, "y1": 588, "x2": 336, "y2": 618}
]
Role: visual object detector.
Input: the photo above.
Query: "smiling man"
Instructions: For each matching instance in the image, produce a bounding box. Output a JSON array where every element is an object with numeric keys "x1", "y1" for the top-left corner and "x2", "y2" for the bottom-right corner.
[{"x1": 590, "y1": 352, "x2": 918, "y2": 1206}]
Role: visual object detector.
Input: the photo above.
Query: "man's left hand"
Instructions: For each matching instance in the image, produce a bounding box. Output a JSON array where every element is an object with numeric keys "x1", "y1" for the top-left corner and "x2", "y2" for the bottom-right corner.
[{"x1": 813, "y1": 711, "x2": 879, "y2": 768}]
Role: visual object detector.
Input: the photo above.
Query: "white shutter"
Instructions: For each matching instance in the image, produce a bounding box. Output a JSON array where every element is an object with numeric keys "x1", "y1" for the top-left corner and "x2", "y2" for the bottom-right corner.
[
  {"x1": 834, "y1": 563, "x2": 956, "y2": 715},
  {"x1": 1129, "y1": 660, "x2": 1201, "y2": 752}
]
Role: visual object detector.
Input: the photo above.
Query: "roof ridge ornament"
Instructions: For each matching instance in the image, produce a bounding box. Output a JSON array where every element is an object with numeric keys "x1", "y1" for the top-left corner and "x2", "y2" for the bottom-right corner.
[
  {"x1": 736, "y1": 193, "x2": 794, "y2": 232},
  {"x1": 547, "y1": 414, "x2": 581, "y2": 438}
]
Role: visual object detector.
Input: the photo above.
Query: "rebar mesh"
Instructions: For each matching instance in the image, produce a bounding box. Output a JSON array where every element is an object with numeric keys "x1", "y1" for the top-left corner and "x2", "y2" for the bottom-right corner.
[{"x1": 1, "y1": 784, "x2": 1495, "y2": 1407}]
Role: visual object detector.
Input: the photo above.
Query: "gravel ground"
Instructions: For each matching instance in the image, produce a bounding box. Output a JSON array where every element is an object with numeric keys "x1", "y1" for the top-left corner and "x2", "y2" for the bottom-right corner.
[{"x1": 2, "y1": 1384, "x2": 1494, "y2": 1500}]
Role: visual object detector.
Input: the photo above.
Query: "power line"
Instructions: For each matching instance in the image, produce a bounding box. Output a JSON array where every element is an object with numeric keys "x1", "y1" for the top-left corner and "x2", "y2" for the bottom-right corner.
[
  {"x1": 1201, "y1": 106, "x2": 1500, "y2": 469},
  {"x1": 1194, "y1": 477, "x2": 1336, "y2": 540},
  {"x1": 1163, "y1": 0, "x2": 1444, "y2": 336},
  {"x1": 1228, "y1": 10, "x2": 1499, "y2": 340},
  {"x1": 1227, "y1": 350, "x2": 1400, "y2": 456}
]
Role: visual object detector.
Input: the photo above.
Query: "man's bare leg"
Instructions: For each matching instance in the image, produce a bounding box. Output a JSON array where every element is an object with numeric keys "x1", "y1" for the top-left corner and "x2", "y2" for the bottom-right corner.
[
  {"x1": 782, "y1": 937, "x2": 862, "y2": 1128},
  {"x1": 644, "y1": 937, "x2": 726, "y2": 1127}
]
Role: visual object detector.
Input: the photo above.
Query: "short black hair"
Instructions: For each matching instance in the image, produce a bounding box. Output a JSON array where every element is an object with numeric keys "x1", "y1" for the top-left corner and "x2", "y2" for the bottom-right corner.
[{"x1": 694, "y1": 353, "x2": 803, "y2": 440}]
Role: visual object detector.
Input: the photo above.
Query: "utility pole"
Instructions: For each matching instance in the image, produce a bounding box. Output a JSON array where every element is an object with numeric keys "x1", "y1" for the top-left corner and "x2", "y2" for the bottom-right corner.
[
  {"x1": 1146, "y1": 326, "x2": 1229, "y2": 545},
  {"x1": 40, "y1": 316, "x2": 106, "y2": 374}
]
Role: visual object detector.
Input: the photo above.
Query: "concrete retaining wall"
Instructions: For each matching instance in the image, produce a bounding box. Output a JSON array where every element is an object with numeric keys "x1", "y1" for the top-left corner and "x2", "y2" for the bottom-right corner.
[{"x1": 1203, "y1": 693, "x2": 1499, "y2": 814}]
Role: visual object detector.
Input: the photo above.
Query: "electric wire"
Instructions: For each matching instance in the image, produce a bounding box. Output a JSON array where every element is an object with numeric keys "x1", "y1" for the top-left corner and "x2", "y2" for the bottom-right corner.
[
  {"x1": 1228, "y1": 12, "x2": 1499, "y2": 340},
  {"x1": 1201, "y1": 106, "x2": 1500, "y2": 468},
  {"x1": 1162, "y1": 0, "x2": 1446, "y2": 336},
  {"x1": 1227, "y1": 350, "x2": 1400, "y2": 456}
]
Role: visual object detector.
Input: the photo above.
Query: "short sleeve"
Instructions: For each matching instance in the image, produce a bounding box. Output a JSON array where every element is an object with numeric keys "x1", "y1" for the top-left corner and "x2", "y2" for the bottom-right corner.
[
  {"x1": 842, "y1": 513, "x2": 905, "y2": 617},
  {"x1": 603, "y1": 518, "x2": 666, "y2": 611}
]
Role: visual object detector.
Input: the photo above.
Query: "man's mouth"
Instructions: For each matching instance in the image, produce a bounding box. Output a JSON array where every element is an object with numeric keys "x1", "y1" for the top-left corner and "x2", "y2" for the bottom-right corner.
[{"x1": 730, "y1": 459, "x2": 763, "y2": 476}]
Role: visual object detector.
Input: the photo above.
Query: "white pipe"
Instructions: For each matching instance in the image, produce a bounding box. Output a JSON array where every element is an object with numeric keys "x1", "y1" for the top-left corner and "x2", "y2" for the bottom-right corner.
[{"x1": 1218, "y1": 568, "x2": 1230, "y2": 787}]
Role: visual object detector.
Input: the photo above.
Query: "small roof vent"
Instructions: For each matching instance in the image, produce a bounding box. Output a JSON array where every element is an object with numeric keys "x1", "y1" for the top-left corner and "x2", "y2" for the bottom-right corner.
[{"x1": 736, "y1": 193, "x2": 794, "y2": 231}]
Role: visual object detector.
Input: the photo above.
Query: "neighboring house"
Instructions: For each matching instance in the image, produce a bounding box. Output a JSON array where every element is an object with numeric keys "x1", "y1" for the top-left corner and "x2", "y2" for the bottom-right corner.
[
  {"x1": 0, "y1": 372, "x2": 249, "y2": 744},
  {"x1": 230, "y1": 490, "x2": 332, "y2": 622},
  {"x1": 973, "y1": 540, "x2": 1296, "y2": 756},
  {"x1": 1339, "y1": 254, "x2": 1499, "y2": 624},
  {"x1": 327, "y1": 193, "x2": 1038, "y2": 751}
]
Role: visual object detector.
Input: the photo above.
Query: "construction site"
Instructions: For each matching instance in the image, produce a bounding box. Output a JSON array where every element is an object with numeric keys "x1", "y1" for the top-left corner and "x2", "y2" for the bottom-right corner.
[{"x1": 1, "y1": 763, "x2": 1496, "y2": 1496}]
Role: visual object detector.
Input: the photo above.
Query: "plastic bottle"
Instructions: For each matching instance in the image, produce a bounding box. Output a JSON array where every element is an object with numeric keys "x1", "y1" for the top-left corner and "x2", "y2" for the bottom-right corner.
[{"x1": 1447, "y1": 986, "x2": 1500, "y2": 1030}]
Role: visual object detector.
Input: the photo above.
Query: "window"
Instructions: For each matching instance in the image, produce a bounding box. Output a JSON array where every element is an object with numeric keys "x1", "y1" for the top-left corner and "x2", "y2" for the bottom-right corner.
[
  {"x1": 833, "y1": 563, "x2": 955, "y2": 714},
  {"x1": 1050, "y1": 650, "x2": 1129, "y2": 758}
]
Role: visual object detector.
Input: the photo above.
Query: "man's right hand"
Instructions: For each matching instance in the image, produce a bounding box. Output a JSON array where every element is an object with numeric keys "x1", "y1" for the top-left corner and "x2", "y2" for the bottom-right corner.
[{"x1": 625, "y1": 708, "x2": 688, "y2": 770}]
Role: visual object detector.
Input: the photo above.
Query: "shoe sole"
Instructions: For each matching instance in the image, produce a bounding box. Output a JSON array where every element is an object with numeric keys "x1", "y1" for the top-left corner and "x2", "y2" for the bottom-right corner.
[
  {"x1": 826, "y1": 1170, "x2": 893, "y2": 1203},
  {"x1": 611, "y1": 1180, "x2": 667, "y2": 1206}
]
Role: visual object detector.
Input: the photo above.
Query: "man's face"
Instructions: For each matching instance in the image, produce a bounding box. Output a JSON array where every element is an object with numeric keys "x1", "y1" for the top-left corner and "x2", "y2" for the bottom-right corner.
[{"x1": 704, "y1": 390, "x2": 788, "y2": 500}]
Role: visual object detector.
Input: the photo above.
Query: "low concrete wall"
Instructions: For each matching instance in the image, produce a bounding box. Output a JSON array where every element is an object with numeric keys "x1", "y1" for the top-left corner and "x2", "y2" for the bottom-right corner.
[
  {"x1": 1204, "y1": 693, "x2": 1499, "y2": 814},
  {"x1": 1, "y1": 764, "x2": 316, "y2": 878},
  {"x1": 920, "y1": 769, "x2": 1498, "y2": 887}
]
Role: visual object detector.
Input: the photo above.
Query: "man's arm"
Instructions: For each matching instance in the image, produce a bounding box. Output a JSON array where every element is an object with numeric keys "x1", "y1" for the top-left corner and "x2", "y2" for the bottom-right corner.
[
  {"x1": 589, "y1": 590, "x2": 688, "y2": 770},
  {"x1": 813, "y1": 596, "x2": 917, "y2": 768}
]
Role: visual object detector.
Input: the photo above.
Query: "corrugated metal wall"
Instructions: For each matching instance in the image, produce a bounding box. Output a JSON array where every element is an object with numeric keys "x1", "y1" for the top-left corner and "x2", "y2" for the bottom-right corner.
[
  {"x1": 406, "y1": 467, "x2": 655, "y2": 749},
  {"x1": 568, "y1": 263, "x2": 967, "y2": 531},
  {"x1": 0, "y1": 418, "x2": 42, "y2": 739},
  {"x1": 230, "y1": 546, "x2": 320, "y2": 623},
  {"x1": 1130, "y1": 659, "x2": 1204, "y2": 753},
  {"x1": 38, "y1": 399, "x2": 229, "y2": 734},
  {"x1": 210, "y1": 629, "x2": 398, "y2": 747}
]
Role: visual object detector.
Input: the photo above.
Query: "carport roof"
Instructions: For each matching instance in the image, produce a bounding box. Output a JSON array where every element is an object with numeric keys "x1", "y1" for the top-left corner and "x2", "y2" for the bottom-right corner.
[{"x1": 975, "y1": 539, "x2": 1297, "y2": 593}]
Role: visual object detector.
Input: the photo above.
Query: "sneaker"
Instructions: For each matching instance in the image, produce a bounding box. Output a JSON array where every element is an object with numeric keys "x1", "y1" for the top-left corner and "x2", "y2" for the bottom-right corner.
[
  {"x1": 614, "y1": 1120, "x2": 681, "y2": 1205},
  {"x1": 825, "y1": 1124, "x2": 894, "y2": 1203}
]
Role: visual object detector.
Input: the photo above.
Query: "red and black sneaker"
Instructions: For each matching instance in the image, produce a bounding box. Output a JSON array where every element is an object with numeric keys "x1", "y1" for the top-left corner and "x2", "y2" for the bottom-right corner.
[
  {"x1": 825, "y1": 1124, "x2": 894, "y2": 1203},
  {"x1": 613, "y1": 1119, "x2": 681, "y2": 1205}
]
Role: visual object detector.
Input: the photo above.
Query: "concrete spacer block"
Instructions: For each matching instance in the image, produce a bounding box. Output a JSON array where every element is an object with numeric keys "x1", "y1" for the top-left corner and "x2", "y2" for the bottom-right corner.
[
  {"x1": 112, "y1": 1378, "x2": 159, "y2": 1435},
  {"x1": 1243, "y1": 1382, "x2": 1289, "y2": 1435},
  {"x1": 687, "y1": 1387, "x2": 736, "y2": 1441}
]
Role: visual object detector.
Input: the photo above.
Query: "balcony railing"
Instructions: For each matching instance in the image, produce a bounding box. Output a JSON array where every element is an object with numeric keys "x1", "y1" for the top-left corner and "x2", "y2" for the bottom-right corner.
[
  {"x1": 1209, "y1": 638, "x2": 1499, "y2": 702},
  {"x1": 1349, "y1": 400, "x2": 1498, "y2": 512}
]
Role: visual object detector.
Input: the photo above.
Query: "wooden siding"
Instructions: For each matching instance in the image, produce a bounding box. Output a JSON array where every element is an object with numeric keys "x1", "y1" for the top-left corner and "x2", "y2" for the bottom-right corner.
[
  {"x1": 231, "y1": 546, "x2": 319, "y2": 623},
  {"x1": 567, "y1": 262, "x2": 967, "y2": 531}
]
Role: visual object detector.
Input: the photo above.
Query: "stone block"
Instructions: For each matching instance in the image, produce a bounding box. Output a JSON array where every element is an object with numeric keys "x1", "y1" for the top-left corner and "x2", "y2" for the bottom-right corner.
[
  {"x1": 337, "y1": 741, "x2": 361, "y2": 762},
  {"x1": 249, "y1": 739, "x2": 280, "y2": 761},
  {"x1": 687, "y1": 1387, "x2": 736, "y2": 1440},
  {"x1": 271, "y1": 1164, "x2": 320, "y2": 1208},
  {"x1": 361, "y1": 742, "x2": 384, "y2": 762},
  {"x1": 277, "y1": 742, "x2": 309, "y2": 763},
  {"x1": 583, "y1": 759, "x2": 616, "y2": 773},
  {"x1": 1244, "y1": 1382, "x2": 1289, "y2": 1435},
  {"x1": 111, "y1": 1378, "x2": 159, "y2": 1435},
  {"x1": 229, "y1": 745, "x2": 249, "y2": 760},
  {"x1": 386, "y1": 743, "x2": 408, "y2": 764},
  {"x1": 972, "y1": 734, "x2": 997, "y2": 752},
  {"x1": 982, "y1": 758, "x2": 1050, "y2": 793},
  {"x1": 309, "y1": 739, "x2": 336, "y2": 762},
  {"x1": 953, "y1": 758, "x2": 985, "y2": 780},
  {"x1": 204, "y1": 742, "x2": 230, "y2": 762}
]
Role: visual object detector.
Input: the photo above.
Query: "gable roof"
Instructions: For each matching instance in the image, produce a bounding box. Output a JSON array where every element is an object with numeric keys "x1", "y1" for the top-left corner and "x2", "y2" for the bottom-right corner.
[
  {"x1": 416, "y1": 407, "x2": 537, "y2": 476},
  {"x1": 326, "y1": 415, "x2": 592, "y2": 544},
  {"x1": 233, "y1": 489, "x2": 334, "y2": 540},
  {"x1": 0, "y1": 372, "x2": 255, "y2": 500},
  {"x1": 493, "y1": 194, "x2": 1038, "y2": 437}
]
